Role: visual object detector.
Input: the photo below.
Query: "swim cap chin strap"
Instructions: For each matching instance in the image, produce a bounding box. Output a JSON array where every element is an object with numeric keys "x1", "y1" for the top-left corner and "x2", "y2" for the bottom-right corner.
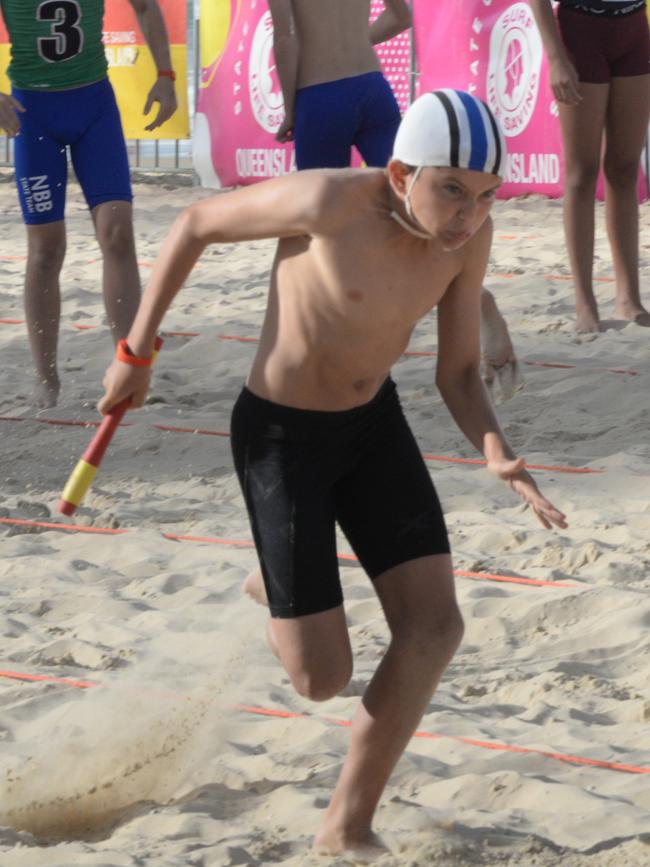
[{"x1": 390, "y1": 166, "x2": 434, "y2": 241}]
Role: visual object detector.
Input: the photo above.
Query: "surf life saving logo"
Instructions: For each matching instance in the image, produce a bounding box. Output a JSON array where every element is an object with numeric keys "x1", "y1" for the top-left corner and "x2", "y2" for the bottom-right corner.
[
  {"x1": 486, "y1": 3, "x2": 543, "y2": 138},
  {"x1": 248, "y1": 10, "x2": 284, "y2": 133}
]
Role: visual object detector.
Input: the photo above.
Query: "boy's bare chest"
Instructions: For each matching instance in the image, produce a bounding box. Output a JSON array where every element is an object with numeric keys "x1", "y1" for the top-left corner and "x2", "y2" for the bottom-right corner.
[{"x1": 309, "y1": 236, "x2": 457, "y2": 323}]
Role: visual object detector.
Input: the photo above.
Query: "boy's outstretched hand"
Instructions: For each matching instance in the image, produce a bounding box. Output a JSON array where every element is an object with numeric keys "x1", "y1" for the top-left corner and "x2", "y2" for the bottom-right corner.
[
  {"x1": 487, "y1": 456, "x2": 568, "y2": 530},
  {"x1": 98, "y1": 360, "x2": 151, "y2": 415}
]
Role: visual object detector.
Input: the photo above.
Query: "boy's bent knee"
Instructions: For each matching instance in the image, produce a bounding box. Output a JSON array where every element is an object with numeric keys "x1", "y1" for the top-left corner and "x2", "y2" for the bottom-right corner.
[
  {"x1": 440, "y1": 608, "x2": 465, "y2": 648},
  {"x1": 271, "y1": 604, "x2": 352, "y2": 701},
  {"x1": 290, "y1": 659, "x2": 353, "y2": 702},
  {"x1": 428, "y1": 608, "x2": 464, "y2": 650},
  {"x1": 395, "y1": 605, "x2": 464, "y2": 654}
]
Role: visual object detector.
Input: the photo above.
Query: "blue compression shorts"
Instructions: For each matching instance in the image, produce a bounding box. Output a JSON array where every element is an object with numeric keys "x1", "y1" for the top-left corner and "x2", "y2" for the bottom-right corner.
[
  {"x1": 12, "y1": 78, "x2": 132, "y2": 225},
  {"x1": 294, "y1": 71, "x2": 401, "y2": 170}
]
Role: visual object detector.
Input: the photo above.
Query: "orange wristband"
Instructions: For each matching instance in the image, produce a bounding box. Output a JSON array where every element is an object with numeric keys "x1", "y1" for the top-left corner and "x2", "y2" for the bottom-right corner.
[
  {"x1": 158, "y1": 69, "x2": 176, "y2": 82},
  {"x1": 116, "y1": 339, "x2": 154, "y2": 368}
]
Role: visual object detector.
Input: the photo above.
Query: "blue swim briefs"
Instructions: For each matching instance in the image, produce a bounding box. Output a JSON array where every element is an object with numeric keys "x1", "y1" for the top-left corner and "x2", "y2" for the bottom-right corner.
[
  {"x1": 294, "y1": 71, "x2": 401, "y2": 170},
  {"x1": 12, "y1": 77, "x2": 132, "y2": 225}
]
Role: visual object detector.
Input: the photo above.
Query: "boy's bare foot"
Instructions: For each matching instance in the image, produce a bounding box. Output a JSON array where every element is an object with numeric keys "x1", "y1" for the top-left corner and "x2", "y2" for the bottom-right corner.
[
  {"x1": 313, "y1": 827, "x2": 389, "y2": 860},
  {"x1": 243, "y1": 567, "x2": 268, "y2": 606},
  {"x1": 613, "y1": 303, "x2": 650, "y2": 327},
  {"x1": 243, "y1": 569, "x2": 280, "y2": 658},
  {"x1": 31, "y1": 374, "x2": 60, "y2": 408},
  {"x1": 575, "y1": 305, "x2": 602, "y2": 333}
]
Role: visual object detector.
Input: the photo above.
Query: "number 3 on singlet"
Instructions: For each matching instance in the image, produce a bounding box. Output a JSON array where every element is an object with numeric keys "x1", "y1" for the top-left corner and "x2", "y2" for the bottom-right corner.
[{"x1": 37, "y1": 0, "x2": 84, "y2": 63}]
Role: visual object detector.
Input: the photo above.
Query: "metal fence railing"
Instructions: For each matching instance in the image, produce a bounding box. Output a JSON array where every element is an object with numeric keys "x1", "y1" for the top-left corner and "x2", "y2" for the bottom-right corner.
[
  {"x1": 0, "y1": 133, "x2": 12, "y2": 167},
  {"x1": 126, "y1": 139, "x2": 193, "y2": 172}
]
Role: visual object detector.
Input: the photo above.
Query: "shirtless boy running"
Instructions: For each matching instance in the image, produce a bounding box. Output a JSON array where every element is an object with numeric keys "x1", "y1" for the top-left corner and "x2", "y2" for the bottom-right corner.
[{"x1": 99, "y1": 90, "x2": 567, "y2": 857}]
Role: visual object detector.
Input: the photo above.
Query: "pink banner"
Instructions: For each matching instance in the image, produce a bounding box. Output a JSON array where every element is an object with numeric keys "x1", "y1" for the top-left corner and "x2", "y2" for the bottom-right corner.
[
  {"x1": 414, "y1": 1, "x2": 647, "y2": 200},
  {"x1": 194, "y1": 1, "x2": 647, "y2": 198},
  {"x1": 194, "y1": 0, "x2": 292, "y2": 187},
  {"x1": 194, "y1": 0, "x2": 411, "y2": 188},
  {"x1": 414, "y1": 1, "x2": 562, "y2": 198}
]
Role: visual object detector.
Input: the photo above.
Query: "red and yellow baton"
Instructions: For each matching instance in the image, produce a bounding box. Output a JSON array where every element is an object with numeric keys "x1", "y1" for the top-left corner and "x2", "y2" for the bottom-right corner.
[{"x1": 58, "y1": 337, "x2": 163, "y2": 516}]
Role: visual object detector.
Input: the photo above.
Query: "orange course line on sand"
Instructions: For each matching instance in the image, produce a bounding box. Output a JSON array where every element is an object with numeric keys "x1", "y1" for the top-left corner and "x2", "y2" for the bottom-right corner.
[
  {"x1": 524, "y1": 359, "x2": 638, "y2": 376},
  {"x1": 0, "y1": 517, "x2": 577, "y2": 589},
  {"x1": 8, "y1": 254, "x2": 608, "y2": 283},
  {"x1": 493, "y1": 272, "x2": 615, "y2": 283},
  {"x1": 421, "y1": 453, "x2": 603, "y2": 475},
  {"x1": 0, "y1": 318, "x2": 640, "y2": 375},
  {"x1": 0, "y1": 670, "x2": 647, "y2": 776},
  {"x1": 0, "y1": 255, "x2": 157, "y2": 268},
  {"x1": 0, "y1": 416, "x2": 601, "y2": 475}
]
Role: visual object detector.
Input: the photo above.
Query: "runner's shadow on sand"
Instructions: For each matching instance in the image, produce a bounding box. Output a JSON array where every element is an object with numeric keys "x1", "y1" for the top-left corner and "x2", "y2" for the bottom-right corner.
[{"x1": 600, "y1": 319, "x2": 636, "y2": 332}]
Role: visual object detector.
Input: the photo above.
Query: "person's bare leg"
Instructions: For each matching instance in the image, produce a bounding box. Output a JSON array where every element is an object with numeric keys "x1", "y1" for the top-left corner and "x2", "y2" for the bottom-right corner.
[
  {"x1": 558, "y1": 83, "x2": 609, "y2": 332},
  {"x1": 314, "y1": 554, "x2": 463, "y2": 856},
  {"x1": 91, "y1": 201, "x2": 141, "y2": 342},
  {"x1": 23, "y1": 221, "x2": 66, "y2": 408},
  {"x1": 604, "y1": 74, "x2": 650, "y2": 326},
  {"x1": 269, "y1": 600, "x2": 353, "y2": 699},
  {"x1": 480, "y1": 288, "x2": 523, "y2": 400},
  {"x1": 268, "y1": 608, "x2": 369, "y2": 841}
]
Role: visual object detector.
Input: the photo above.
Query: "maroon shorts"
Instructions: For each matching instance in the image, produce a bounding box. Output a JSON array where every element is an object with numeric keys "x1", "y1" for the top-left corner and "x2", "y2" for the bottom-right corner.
[{"x1": 558, "y1": 6, "x2": 650, "y2": 83}]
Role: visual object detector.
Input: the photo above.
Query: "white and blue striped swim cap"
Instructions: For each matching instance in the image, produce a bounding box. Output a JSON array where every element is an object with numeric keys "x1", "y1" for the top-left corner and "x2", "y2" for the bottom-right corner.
[{"x1": 393, "y1": 89, "x2": 506, "y2": 179}]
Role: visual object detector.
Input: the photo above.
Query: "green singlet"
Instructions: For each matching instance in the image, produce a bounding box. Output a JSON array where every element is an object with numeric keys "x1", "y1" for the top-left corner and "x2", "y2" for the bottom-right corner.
[{"x1": 0, "y1": 0, "x2": 107, "y2": 90}]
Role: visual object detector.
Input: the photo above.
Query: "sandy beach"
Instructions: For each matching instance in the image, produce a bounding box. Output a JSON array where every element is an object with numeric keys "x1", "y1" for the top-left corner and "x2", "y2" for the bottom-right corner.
[{"x1": 0, "y1": 175, "x2": 649, "y2": 866}]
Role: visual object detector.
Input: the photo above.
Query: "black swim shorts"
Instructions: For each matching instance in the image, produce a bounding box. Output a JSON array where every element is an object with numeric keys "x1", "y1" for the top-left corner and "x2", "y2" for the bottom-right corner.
[{"x1": 230, "y1": 378, "x2": 450, "y2": 619}]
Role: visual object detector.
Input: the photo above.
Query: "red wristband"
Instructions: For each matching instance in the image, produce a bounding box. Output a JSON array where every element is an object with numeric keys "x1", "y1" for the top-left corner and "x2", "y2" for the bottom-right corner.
[
  {"x1": 116, "y1": 339, "x2": 154, "y2": 368},
  {"x1": 158, "y1": 69, "x2": 176, "y2": 82}
]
